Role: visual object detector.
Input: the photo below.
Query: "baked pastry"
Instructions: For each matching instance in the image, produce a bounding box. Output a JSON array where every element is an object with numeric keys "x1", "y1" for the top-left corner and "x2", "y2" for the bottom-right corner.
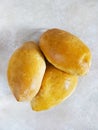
[
  {"x1": 7, "y1": 41, "x2": 46, "y2": 101},
  {"x1": 31, "y1": 63, "x2": 78, "y2": 111},
  {"x1": 39, "y1": 28, "x2": 91, "y2": 75}
]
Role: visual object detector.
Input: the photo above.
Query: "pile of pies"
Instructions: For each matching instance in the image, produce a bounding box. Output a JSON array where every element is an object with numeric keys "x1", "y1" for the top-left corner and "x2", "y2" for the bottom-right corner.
[{"x1": 7, "y1": 28, "x2": 92, "y2": 111}]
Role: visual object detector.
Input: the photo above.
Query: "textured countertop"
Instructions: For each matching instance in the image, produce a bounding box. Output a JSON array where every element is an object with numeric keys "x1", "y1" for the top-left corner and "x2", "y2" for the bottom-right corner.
[{"x1": 0, "y1": 0, "x2": 98, "y2": 130}]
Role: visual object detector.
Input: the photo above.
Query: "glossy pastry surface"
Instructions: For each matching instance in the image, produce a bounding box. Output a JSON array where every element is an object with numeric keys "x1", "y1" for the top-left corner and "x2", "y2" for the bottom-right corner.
[{"x1": 39, "y1": 28, "x2": 91, "y2": 75}]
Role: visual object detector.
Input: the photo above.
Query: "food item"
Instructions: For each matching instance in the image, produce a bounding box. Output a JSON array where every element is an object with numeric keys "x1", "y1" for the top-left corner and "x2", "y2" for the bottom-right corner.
[
  {"x1": 39, "y1": 28, "x2": 91, "y2": 76},
  {"x1": 7, "y1": 28, "x2": 91, "y2": 111},
  {"x1": 31, "y1": 63, "x2": 78, "y2": 111},
  {"x1": 7, "y1": 41, "x2": 46, "y2": 101}
]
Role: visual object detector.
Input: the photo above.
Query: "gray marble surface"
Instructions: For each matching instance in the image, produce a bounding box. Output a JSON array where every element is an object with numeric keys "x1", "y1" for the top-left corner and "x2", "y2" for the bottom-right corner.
[{"x1": 0, "y1": 0, "x2": 98, "y2": 130}]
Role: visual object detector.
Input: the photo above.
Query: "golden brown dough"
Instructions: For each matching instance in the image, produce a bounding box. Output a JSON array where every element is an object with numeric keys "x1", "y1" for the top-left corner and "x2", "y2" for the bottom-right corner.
[
  {"x1": 31, "y1": 63, "x2": 78, "y2": 111},
  {"x1": 39, "y1": 28, "x2": 92, "y2": 75},
  {"x1": 7, "y1": 41, "x2": 46, "y2": 101}
]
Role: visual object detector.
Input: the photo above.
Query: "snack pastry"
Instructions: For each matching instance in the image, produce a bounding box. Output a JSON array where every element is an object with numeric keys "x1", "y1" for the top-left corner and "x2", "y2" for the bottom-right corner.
[
  {"x1": 31, "y1": 63, "x2": 78, "y2": 111},
  {"x1": 7, "y1": 41, "x2": 46, "y2": 101},
  {"x1": 39, "y1": 28, "x2": 91, "y2": 75}
]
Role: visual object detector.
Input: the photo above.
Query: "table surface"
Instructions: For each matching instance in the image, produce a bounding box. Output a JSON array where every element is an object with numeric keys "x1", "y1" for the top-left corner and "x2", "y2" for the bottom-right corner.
[{"x1": 0, "y1": 0, "x2": 98, "y2": 130}]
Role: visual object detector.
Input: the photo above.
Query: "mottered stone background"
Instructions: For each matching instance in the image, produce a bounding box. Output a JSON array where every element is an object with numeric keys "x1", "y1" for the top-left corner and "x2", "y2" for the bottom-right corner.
[{"x1": 0, "y1": 0, "x2": 98, "y2": 130}]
